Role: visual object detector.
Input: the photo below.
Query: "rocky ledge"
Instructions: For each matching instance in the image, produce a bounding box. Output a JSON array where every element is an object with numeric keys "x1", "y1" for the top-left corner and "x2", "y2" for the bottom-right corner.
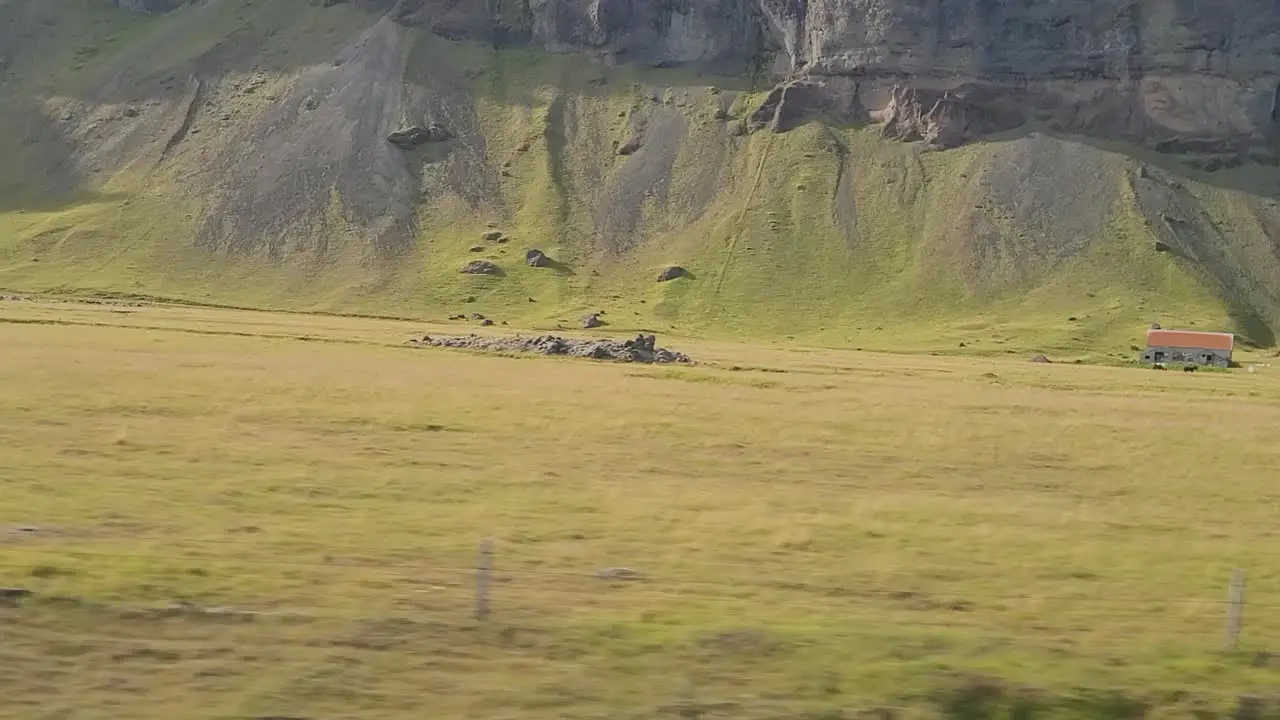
[{"x1": 408, "y1": 332, "x2": 692, "y2": 364}]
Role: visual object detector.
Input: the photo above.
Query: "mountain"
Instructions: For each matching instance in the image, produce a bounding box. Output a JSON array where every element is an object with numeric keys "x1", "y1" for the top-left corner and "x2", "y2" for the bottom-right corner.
[{"x1": 2, "y1": 0, "x2": 1279, "y2": 354}]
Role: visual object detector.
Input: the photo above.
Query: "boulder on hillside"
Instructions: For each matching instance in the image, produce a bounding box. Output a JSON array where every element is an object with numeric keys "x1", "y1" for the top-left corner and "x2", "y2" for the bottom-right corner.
[
  {"x1": 388, "y1": 123, "x2": 452, "y2": 150},
  {"x1": 657, "y1": 265, "x2": 686, "y2": 282},
  {"x1": 482, "y1": 230, "x2": 504, "y2": 242},
  {"x1": 582, "y1": 314, "x2": 604, "y2": 329},
  {"x1": 459, "y1": 260, "x2": 501, "y2": 275},
  {"x1": 525, "y1": 249, "x2": 550, "y2": 268},
  {"x1": 1030, "y1": 354, "x2": 1051, "y2": 364}
]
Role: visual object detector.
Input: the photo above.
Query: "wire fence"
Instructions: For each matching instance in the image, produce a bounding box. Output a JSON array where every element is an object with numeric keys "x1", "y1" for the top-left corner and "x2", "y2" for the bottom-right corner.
[{"x1": 2, "y1": 538, "x2": 1271, "y2": 657}]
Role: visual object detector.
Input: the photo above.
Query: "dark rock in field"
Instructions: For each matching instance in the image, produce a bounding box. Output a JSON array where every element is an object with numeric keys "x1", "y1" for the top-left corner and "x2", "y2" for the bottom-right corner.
[
  {"x1": 387, "y1": 123, "x2": 451, "y2": 150},
  {"x1": 656, "y1": 265, "x2": 686, "y2": 282},
  {"x1": 525, "y1": 249, "x2": 550, "y2": 268},
  {"x1": 482, "y1": 230, "x2": 504, "y2": 242},
  {"x1": 463, "y1": 295, "x2": 476, "y2": 303},
  {"x1": 469, "y1": 245, "x2": 485, "y2": 252},
  {"x1": 616, "y1": 140, "x2": 642, "y2": 156},
  {"x1": 596, "y1": 567, "x2": 645, "y2": 581},
  {"x1": 1030, "y1": 354, "x2": 1051, "y2": 363},
  {"x1": 409, "y1": 332, "x2": 691, "y2": 364},
  {"x1": 0, "y1": 587, "x2": 32, "y2": 601},
  {"x1": 470, "y1": 313, "x2": 486, "y2": 321},
  {"x1": 9, "y1": 526, "x2": 40, "y2": 535},
  {"x1": 1236, "y1": 695, "x2": 1263, "y2": 720},
  {"x1": 516, "y1": 141, "x2": 530, "y2": 152},
  {"x1": 582, "y1": 313, "x2": 604, "y2": 329},
  {"x1": 459, "y1": 260, "x2": 500, "y2": 275},
  {"x1": 496, "y1": 236, "x2": 509, "y2": 244},
  {"x1": 480, "y1": 318, "x2": 494, "y2": 326},
  {"x1": 1150, "y1": 322, "x2": 1162, "y2": 330}
]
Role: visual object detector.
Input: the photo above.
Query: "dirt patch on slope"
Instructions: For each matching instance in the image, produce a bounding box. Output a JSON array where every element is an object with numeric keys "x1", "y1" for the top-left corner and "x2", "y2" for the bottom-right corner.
[
  {"x1": 940, "y1": 133, "x2": 1118, "y2": 289},
  {"x1": 596, "y1": 105, "x2": 689, "y2": 254},
  {"x1": 194, "y1": 17, "x2": 417, "y2": 258}
]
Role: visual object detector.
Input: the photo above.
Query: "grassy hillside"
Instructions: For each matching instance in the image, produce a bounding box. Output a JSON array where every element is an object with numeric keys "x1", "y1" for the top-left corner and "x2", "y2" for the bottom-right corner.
[{"x1": 1, "y1": 0, "x2": 1279, "y2": 353}]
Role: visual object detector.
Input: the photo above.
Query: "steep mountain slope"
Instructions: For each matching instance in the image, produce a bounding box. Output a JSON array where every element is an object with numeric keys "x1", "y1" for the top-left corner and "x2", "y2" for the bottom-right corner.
[{"x1": 2, "y1": 0, "x2": 1280, "y2": 354}]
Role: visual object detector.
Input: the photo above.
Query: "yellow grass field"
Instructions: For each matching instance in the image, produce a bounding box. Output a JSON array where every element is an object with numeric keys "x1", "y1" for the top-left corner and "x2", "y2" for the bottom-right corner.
[{"x1": 2, "y1": 297, "x2": 1279, "y2": 719}]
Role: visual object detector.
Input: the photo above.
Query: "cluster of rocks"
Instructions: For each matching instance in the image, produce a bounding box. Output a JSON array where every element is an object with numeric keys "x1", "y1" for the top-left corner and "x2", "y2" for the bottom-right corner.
[{"x1": 409, "y1": 333, "x2": 692, "y2": 364}]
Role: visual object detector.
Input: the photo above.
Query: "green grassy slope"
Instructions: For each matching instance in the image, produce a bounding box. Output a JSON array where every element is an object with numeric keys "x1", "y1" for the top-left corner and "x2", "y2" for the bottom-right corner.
[{"x1": 1, "y1": 0, "x2": 1276, "y2": 354}]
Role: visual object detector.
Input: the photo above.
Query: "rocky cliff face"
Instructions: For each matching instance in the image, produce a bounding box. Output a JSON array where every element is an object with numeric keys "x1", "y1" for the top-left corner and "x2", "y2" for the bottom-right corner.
[{"x1": 111, "y1": 0, "x2": 1280, "y2": 164}]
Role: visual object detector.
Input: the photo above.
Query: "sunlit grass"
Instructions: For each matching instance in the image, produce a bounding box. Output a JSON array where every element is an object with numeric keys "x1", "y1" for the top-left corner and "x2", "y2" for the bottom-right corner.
[{"x1": 2, "y1": 300, "x2": 1278, "y2": 718}]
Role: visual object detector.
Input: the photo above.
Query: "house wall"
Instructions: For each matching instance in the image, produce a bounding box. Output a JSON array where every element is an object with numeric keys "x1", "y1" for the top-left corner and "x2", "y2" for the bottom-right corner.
[{"x1": 1140, "y1": 345, "x2": 1232, "y2": 367}]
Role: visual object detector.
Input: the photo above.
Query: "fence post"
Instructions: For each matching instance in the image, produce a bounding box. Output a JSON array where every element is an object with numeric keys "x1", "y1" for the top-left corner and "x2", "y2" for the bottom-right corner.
[
  {"x1": 1225, "y1": 569, "x2": 1245, "y2": 651},
  {"x1": 475, "y1": 537, "x2": 493, "y2": 621}
]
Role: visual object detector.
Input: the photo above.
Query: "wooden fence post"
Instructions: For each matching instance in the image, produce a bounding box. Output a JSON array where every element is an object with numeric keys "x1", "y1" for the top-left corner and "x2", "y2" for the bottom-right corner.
[
  {"x1": 1225, "y1": 569, "x2": 1245, "y2": 651},
  {"x1": 475, "y1": 537, "x2": 493, "y2": 621}
]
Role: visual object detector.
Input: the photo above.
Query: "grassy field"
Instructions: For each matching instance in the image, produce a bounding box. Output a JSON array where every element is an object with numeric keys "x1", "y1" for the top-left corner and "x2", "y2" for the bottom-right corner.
[{"x1": 2, "y1": 297, "x2": 1280, "y2": 719}]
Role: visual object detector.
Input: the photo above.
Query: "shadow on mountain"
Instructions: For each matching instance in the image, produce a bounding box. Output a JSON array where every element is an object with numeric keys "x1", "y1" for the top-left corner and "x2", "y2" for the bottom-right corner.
[
  {"x1": 1228, "y1": 305, "x2": 1276, "y2": 348},
  {"x1": 0, "y1": 99, "x2": 98, "y2": 214}
]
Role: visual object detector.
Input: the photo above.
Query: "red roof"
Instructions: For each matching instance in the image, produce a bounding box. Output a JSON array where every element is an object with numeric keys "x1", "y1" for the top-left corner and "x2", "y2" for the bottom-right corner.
[{"x1": 1146, "y1": 329, "x2": 1234, "y2": 352}]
